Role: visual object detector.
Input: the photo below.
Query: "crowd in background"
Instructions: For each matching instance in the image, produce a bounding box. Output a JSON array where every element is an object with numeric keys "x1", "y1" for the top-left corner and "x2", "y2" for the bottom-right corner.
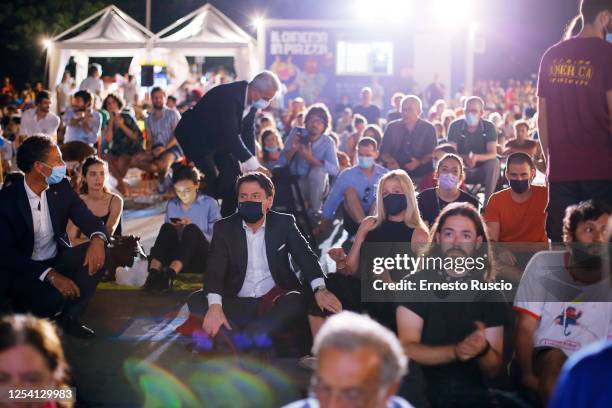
[{"x1": 0, "y1": 2, "x2": 611, "y2": 405}]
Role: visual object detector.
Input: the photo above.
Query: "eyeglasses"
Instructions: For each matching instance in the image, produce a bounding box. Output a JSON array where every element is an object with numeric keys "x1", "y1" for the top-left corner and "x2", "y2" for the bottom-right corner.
[{"x1": 362, "y1": 186, "x2": 372, "y2": 203}]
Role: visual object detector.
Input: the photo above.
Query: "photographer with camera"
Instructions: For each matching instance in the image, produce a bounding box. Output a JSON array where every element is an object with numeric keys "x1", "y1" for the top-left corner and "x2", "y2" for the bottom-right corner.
[
  {"x1": 282, "y1": 103, "x2": 339, "y2": 223},
  {"x1": 63, "y1": 90, "x2": 102, "y2": 146}
]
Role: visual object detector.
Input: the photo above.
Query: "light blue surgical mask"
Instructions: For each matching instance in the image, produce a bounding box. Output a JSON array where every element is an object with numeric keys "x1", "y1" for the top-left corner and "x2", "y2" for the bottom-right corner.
[
  {"x1": 264, "y1": 146, "x2": 281, "y2": 153},
  {"x1": 253, "y1": 98, "x2": 270, "y2": 110},
  {"x1": 41, "y1": 162, "x2": 66, "y2": 185},
  {"x1": 465, "y1": 112, "x2": 479, "y2": 127},
  {"x1": 357, "y1": 155, "x2": 375, "y2": 169}
]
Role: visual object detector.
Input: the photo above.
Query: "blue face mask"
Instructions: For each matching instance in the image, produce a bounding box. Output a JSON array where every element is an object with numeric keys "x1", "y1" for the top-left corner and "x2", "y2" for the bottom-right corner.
[
  {"x1": 253, "y1": 98, "x2": 270, "y2": 110},
  {"x1": 264, "y1": 146, "x2": 281, "y2": 153},
  {"x1": 465, "y1": 112, "x2": 479, "y2": 127},
  {"x1": 357, "y1": 155, "x2": 375, "y2": 169},
  {"x1": 41, "y1": 162, "x2": 66, "y2": 185}
]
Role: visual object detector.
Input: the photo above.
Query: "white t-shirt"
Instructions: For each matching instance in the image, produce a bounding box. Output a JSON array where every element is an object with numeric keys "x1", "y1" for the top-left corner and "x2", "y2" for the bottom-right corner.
[
  {"x1": 513, "y1": 250, "x2": 612, "y2": 356},
  {"x1": 20, "y1": 108, "x2": 61, "y2": 139},
  {"x1": 79, "y1": 77, "x2": 103, "y2": 95}
]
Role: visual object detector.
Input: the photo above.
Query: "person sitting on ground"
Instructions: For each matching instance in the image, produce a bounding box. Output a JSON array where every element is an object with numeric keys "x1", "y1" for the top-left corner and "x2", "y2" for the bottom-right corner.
[
  {"x1": 417, "y1": 153, "x2": 479, "y2": 227},
  {"x1": 396, "y1": 202, "x2": 506, "y2": 408},
  {"x1": 323, "y1": 170, "x2": 428, "y2": 334},
  {"x1": 417, "y1": 143, "x2": 460, "y2": 191},
  {"x1": 63, "y1": 90, "x2": 102, "y2": 147},
  {"x1": 362, "y1": 124, "x2": 383, "y2": 152},
  {"x1": 0, "y1": 314, "x2": 71, "y2": 404},
  {"x1": 283, "y1": 311, "x2": 413, "y2": 408},
  {"x1": 260, "y1": 128, "x2": 285, "y2": 171},
  {"x1": 0, "y1": 135, "x2": 109, "y2": 338},
  {"x1": 353, "y1": 87, "x2": 381, "y2": 126},
  {"x1": 316, "y1": 137, "x2": 388, "y2": 239},
  {"x1": 67, "y1": 156, "x2": 123, "y2": 249},
  {"x1": 19, "y1": 91, "x2": 61, "y2": 141},
  {"x1": 386, "y1": 92, "x2": 405, "y2": 123},
  {"x1": 447, "y1": 96, "x2": 501, "y2": 204},
  {"x1": 185, "y1": 172, "x2": 341, "y2": 353},
  {"x1": 144, "y1": 164, "x2": 221, "y2": 292},
  {"x1": 485, "y1": 152, "x2": 549, "y2": 281},
  {"x1": 502, "y1": 120, "x2": 539, "y2": 158},
  {"x1": 102, "y1": 93, "x2": 144, "y2": 196},
  {"x1": 513, "y1": 200, "x2": 612, "y2": 405},
  {"x1": 335, "y1": 107, "x2": 353, "y2": 134},
  {"x1": 282, "y1": 104, "x2": 339, "y2": 223},
  {"x1": 133, "y1": 87, "x2": 182, "y2": 191},
  {"x1": 343, "y1": 114, "x2": 366, "y2": 162},
  {"x1": 380, "y1": 95, "x2": 437, "y2": 189}
]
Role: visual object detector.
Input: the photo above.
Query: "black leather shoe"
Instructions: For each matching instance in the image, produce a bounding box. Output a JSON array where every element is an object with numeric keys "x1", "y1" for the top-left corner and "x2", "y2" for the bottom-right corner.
[
  {"x1": 142, "y1": 268, "x2": 161, "y2": 292},
  {"x1": 60, "y1": 319, "x2": 95, "y2": 339},
  {"x1": 157, "y1": 267, "x2": 177, "y2": 292}
]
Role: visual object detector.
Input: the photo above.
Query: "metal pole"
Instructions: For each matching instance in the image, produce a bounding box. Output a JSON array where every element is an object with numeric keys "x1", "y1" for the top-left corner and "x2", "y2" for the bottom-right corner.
[
  {"x1": 465, "y1": 24, "x2": 477, "y2": 96},
  {"x1": 146, "y1": 0, "x2": 151, "y2": 30}
]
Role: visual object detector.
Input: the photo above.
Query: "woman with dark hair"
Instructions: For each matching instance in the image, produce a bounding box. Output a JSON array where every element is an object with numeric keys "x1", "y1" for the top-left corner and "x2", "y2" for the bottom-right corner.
[
  {"x1": 102, "y1": 93, "x2": 143, "y2": 196},
  {"x1": 260, "y1": 128, "x2": 284, "y2": 170},
  {"x1": 144, "y1": 164, "x2": 221, "y2": 292},
  {"x1": 0, "y1": 314, "x2": 72, "y2": 407},
  {"x1": 67, "y1": 156, "x2": 123, "y2": 246}
]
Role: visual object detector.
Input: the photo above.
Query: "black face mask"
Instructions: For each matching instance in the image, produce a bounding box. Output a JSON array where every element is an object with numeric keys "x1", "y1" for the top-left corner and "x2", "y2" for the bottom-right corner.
[
  {"x1": 383, "y1": 193, "x2": 408, "y2": 216},
  {"x1": 238, "y1": 201, "x2": 264, "y2": 224},
  {"x1": 509, "y1": 179, "x2": 530, "y2": 194},
  {"x1": 571, "y1": 243, "x2": 603, "y2": 271}
]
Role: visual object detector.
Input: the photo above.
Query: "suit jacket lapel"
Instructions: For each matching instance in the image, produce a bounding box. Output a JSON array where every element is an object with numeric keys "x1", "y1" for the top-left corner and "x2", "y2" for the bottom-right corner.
[
  {"x1": 235, "y1": 216, "x2": 248, "y2": 277},
  {"x1": 264, "y1": 214, "x2": 276, "y2": 277},
  {"x1": 45, "y1": 185, "x2": 60, "y2": 237},
  {"x1": 16, "y1": 182, "x2": 34, "y2": 237}
]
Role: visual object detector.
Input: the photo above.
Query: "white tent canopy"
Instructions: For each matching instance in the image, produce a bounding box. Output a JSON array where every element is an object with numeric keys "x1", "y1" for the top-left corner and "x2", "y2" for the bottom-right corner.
[
  {"x1": 47, "y1": 3, "x2": 258, "y2": 93},
  {"x1": 47, "y1": 5, "x2": 155, "y2": 90},
  {"x1": 152, "y1": 3, "x2": 257, "y2": 81}
]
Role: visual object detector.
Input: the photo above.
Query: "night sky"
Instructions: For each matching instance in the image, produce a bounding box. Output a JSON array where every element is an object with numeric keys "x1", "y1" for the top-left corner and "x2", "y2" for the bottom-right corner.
[{"x1": 0, "y1": 0, "x2": 582, "y2": 84}]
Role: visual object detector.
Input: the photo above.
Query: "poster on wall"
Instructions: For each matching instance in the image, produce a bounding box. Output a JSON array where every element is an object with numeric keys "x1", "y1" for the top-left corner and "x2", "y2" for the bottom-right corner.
[{"x1": 266, "y1": 28, "x2": 336, "y2": 107}]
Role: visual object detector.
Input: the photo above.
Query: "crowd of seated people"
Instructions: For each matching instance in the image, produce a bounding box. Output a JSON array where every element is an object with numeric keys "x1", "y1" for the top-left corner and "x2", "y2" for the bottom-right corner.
[{"x1": 0, "y1": 41, "x2": 609, "y2": 408}]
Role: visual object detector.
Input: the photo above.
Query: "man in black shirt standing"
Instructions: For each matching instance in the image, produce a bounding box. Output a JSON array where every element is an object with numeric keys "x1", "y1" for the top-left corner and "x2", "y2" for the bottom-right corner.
[{"x1": 353, "y1": 87, "x2": 381, "y2": 126}]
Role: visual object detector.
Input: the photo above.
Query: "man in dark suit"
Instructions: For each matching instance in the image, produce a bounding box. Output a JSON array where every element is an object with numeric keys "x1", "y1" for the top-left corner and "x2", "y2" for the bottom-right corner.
[
  {"x1": 187, "y1": 172, "x2": 342, "y2": 351},
  {"x1": 175, "y1": 71, "x2": 280, "y2": 216},
  {"x1": 0, "y1": 135, "x2": 109, "y2": 338}
]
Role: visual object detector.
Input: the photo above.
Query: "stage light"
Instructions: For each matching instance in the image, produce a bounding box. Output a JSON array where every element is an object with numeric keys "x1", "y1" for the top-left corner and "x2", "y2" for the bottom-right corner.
[
  {"x1": 41, "y1": 38, "x2": 53, "y2": 49},
  {"x1": 251, "y1": 16, "x2": 265, "y2": 30}
]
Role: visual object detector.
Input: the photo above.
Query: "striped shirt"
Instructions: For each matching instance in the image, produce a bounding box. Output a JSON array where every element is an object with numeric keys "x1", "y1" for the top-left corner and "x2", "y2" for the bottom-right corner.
[{"x1": 145, "y1": 108, "x2": 181, "y2": 147}]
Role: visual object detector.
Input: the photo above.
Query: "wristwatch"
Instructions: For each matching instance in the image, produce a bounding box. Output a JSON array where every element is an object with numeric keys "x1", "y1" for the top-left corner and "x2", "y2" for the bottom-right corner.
[{"x1": 314, "y1": 285, "x2": 327, "y2": 294}]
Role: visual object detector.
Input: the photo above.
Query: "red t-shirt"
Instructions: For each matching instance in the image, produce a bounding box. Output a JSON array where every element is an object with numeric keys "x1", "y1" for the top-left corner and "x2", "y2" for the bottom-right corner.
[{"x1": 537, "y1": 37, "x2": 612, "y2": 182}]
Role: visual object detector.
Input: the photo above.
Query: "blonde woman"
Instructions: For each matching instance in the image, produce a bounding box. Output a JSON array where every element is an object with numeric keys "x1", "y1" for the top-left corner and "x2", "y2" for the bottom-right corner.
[
  {"x1": 329, "y1": 169, "x2": 429, "y2": 275},
  {"x1": 305, "y1": 170, "x2": 429, "y2": 339}
]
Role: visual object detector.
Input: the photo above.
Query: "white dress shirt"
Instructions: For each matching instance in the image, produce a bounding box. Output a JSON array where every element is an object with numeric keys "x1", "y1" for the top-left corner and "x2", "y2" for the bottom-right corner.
[
  {"x1": 20, "y1": 108, "x2": 61, "y2": 140},
  {"x1": 207, "y1": 220, "x2": 325, "y2": 306},
  {"x1": 24, "y1": 180, "x2": 57, "y2": 281}
]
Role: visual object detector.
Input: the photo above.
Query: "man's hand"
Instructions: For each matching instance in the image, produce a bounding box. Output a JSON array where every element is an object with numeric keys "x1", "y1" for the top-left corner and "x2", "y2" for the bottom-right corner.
[
  {"x1": 83, "y1": 237, "x2": 106, "y2": 276},
  {"x1": 465, "y1": 154, "x2": 477, "y2": 168},
  {"x1": 202, "y1": 304, "x2": 232, "y2": 337},
  {"x1": 47, "y1": 270, "x2": 80, "y2": 299},
  {"x1": 404, "y1": 158, "x2": 420, "y2": 172},
  {"x1": 328, "y1": 248, "x2": 347, "y2": 270},
  {"x1": 455, "y1": 321, "x2": 488, "y2": 361},
  {"x1": 314, "y1": 288, "x2": 342, "y2": 314}
]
